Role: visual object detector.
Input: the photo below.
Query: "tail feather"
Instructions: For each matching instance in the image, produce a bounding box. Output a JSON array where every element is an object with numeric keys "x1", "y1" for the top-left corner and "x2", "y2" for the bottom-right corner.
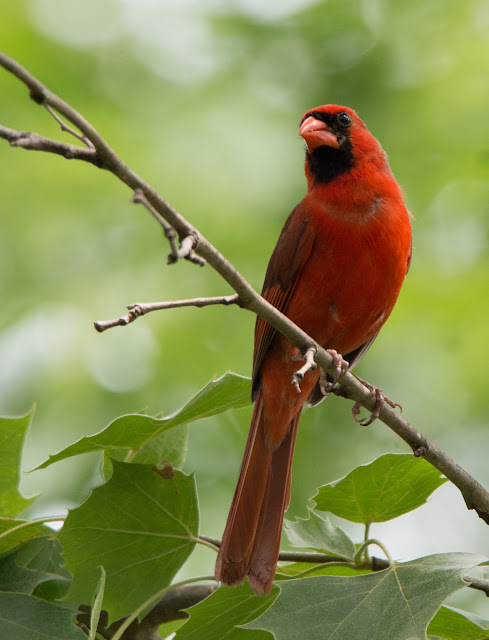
[
  {"x1": 248, "y1": 413, "x2": 299, "y2": 595},
  {"x1": 215, "y1": 389, "x2": 300, "y2": 594}
]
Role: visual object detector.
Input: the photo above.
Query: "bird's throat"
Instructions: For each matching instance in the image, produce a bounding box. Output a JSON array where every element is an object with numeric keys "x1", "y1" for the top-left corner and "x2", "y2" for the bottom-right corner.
[{"x1": 306, "y1": 139, "x2": 354, "y2": 185}]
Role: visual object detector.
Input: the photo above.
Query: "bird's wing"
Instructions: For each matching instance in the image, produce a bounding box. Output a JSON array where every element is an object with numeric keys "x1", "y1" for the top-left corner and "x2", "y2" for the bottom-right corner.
[{"x1": 252, "y1": 204, "x2": 315, "y2": 399}]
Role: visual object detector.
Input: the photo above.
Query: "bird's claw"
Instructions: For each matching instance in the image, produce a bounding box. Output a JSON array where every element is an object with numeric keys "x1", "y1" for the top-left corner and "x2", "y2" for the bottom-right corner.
[
  {"x1": 318, "y1": 349, "x2": 349, "y2": 395},
  {"x1": 328, "y1": 349, "x2": 349, "y2": 384},
  {"x1": 352, "y1": 377, "x2": 402, "y2": 426},
  {"x1": 292, "y1": 346, "x2": 317, "y2": 393}
]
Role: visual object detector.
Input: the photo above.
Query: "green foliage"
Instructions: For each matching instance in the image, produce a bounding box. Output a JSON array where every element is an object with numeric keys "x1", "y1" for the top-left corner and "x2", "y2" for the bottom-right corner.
[
  {"x1": 0, "y1": 550, "x2": 57, "y2": 595},
  {"x1": 16, "y1": 538, "x2": 71, "y2": 602},
  {"x1": 0, "y1": 411, "x2": 36, "y2": 516},
  {"x1": 314, "y1": 453, "x2": 447, "y2": 524},
  {"x1": 58, "y1": 462, "x2": 199, "y2": 622},
  {"x1": 35, "y1": 373, "x2": 251, "y2": 470},
  {"x1": 0, "y1": 593, "x2": 85, "y2": 639},
  {"x1": 245, "y1": 554, "x2": 484, "y2": 640},
  {"x1": 0, "y1": 380, "x2": 486, "y2": 638},
  {"x1": 176, "y1": 582, "x2": 278, "y2": 639},
  {"x1": 0, "y1": 518, "x2": 53, "y2": 556},
  {"x1": 428, "y1": 606, "x2": 489, "y2": 640},
  {"x1": 284, "y1": 509, "x2": 355, "y2": 560}
]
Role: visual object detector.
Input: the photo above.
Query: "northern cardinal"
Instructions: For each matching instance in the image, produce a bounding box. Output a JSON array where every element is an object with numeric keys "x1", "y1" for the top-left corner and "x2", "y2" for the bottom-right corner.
[{"x1": 215, "y1": 105, "x2": 412, "y2": 595}]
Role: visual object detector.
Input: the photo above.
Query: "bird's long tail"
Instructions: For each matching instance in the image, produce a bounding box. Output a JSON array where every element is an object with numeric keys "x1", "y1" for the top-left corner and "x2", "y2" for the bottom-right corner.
[{"x1": 215, "y1": 388, "x2": 300, "y2": 595}]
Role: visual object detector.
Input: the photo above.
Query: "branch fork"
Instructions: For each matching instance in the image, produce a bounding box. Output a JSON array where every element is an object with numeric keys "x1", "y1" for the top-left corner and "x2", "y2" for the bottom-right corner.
[
  {"x1": 43, "y1": 103, "x2": 94, "y2": 148},
  {"x1": 171, "y1": 231, "x2": 206, "y2": 266},
  {"x1": 132, "y1": 189, "x2": 205, "y2": 266}
]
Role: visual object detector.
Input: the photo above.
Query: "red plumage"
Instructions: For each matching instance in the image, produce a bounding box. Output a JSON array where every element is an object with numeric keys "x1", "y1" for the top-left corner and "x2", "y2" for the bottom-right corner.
[{"x1": 215, "y1": 105, "x2": 412, "y2": 595}]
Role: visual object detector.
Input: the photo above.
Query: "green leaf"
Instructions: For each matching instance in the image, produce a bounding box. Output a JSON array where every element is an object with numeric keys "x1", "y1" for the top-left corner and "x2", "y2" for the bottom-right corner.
[
  {"x1": 89, "y1": 567, "x2": 106, "y2": 640},
  {"x1": 245, "y1": 553, "x2": 484, "y2": 640},
  {"x1": 427, "y1": 605, "x2": 489, "y2": 640},
  {"x1": 108, "y1": 424, "x2": 188, "y2": 469},
  {"x1": 0, "y1": 592, "x2": 85, "y2": 639},
  {"x1": 58, "y1": 462, "x2": 198, "y2": 622},
  {"x1": 0, "y1": 410, "x2": 36, "y2": 516},
  {"x1": 0, "y1": 518, "x2": 54, "y2": 556},
  {"x1": 284, "y1": 509, "x2": 356, "y2": 560},
  {"x1": 159, "y1": 618, "x2": 187, "y2": 638},
  {"x1": 15, "y1": 537, "x2": 71, "y2": 602},
  {"x1": 0, "y1": 550, "x2": 57, "y2": 594},
  {"x1": 130, "y1": 424, "x2": 188, "y2": 466},
  {"x1": 314, "y1": 453, "x2": 447, "y2": 524},
  {"x1": 35, "y1": 373, "x2": 251, "y2": 470},
  {"x1": 176, "y1": 582, "x2": 277, "y2": 639}
]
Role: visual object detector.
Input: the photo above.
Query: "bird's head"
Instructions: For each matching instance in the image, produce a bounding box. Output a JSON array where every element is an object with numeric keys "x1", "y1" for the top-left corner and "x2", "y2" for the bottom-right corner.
[{"x1": 300, "y1": 105, "x2": 384, "y2": 186}]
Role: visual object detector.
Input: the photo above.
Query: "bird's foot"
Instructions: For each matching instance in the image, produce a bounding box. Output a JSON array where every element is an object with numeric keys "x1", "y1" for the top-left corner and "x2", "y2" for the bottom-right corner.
[
  {"x1": 318, "y1": 349, "x2": 349, "y2": 395},
  {"x1": 292, "y1": 346, "x2": 317, "y2": 393},
  {"x1": 352, "y1": 376, "x2": 402, "y2": 426}
]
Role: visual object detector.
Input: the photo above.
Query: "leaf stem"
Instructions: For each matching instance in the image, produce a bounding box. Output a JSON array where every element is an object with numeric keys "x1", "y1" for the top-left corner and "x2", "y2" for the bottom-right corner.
[
  {"x1": 355, "y1": 538, "x2": 393, "y2": 568},
  {"x1": 89, "y1": 566, "x2": 106, "y2": 640},
  {"x1": 110, "y1": 575, "x2": 215, "y2": 640},
  {"x1": 280, "y1": 561, "x2": 358, "y2": 580},
  {"x1": 363, "y1": 522, "x2": 371, "y2": 565},
  {"x1": 195, "y1": 535, "x2": 220, "y2": 552}
]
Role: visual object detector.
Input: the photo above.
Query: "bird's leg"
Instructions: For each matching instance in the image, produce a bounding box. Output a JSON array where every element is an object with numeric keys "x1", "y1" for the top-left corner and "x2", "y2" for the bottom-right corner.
[
  {"x1": 351, "y1": 375, "x2": 402, "y2": 426},
  {"x1": 291, "y1": 346, "x2": 317, "y2": 393}
]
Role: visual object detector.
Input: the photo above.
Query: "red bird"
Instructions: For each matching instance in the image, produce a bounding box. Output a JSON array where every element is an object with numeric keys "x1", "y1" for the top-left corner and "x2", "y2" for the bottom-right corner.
[{"x1": 215, "y1": 105, "x2": 412, "y2": 595}]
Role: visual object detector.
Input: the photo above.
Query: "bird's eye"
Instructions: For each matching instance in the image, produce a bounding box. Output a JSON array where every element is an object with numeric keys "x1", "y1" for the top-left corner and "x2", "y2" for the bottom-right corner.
[{"x1": 337, "y1": 112, "x2": 352, "y2": 127}]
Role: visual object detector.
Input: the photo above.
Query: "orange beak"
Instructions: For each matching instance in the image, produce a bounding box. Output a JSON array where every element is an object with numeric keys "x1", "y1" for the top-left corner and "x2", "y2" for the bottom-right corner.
[{"x1": 300, "y1": 116, "x2": 339, "y2": 153}]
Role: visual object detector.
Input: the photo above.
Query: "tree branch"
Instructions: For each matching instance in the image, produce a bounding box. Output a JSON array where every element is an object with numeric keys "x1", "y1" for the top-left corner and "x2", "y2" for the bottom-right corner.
[
  {"x1": 78, "y1": 584, "x2": 217, "y2": 639},
  {"x1": 0, "y1": 124, "x2": 101, "y2": 165},
  {"x1": 94, "y1": 294, "x2": 240, "y2": 333},
  {"x1": 2, "y1": 51, "x2": 489, "y2": 527}
]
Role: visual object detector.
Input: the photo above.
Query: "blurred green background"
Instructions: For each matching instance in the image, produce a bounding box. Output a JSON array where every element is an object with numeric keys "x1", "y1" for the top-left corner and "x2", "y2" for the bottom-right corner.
[{"x1": 1, "y1": 0, "x2": 489, "y2": 615}]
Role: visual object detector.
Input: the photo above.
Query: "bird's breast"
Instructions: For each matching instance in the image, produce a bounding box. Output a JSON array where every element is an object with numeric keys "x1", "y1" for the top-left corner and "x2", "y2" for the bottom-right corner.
[{"x1": 285, "y1": 199, "x2": 411, "y2": 355}]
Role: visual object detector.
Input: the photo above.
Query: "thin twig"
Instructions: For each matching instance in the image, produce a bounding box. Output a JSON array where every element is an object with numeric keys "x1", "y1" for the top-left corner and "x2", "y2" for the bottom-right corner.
[
  {"x1": 0, "y1": 124, "x2": 100, "y2": 165},
  {"x1": 2, "y1": 51, "x2": 489, "y2": 526},
  {"x1": 132, "y1": 189, "x2": 179, "y2": 262},
  {"x1": 199, "y1": 535, "x2": 389, "y2": 569},
  {"x1": 94, "y1": 294, "x2": 240, "y2": 333},
  {"x1": 132, "y1": 189, "x2": 205, "y2": 266},
  {"x1": 43, "y1": 103, "x2": 94, "y2": 148}
]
